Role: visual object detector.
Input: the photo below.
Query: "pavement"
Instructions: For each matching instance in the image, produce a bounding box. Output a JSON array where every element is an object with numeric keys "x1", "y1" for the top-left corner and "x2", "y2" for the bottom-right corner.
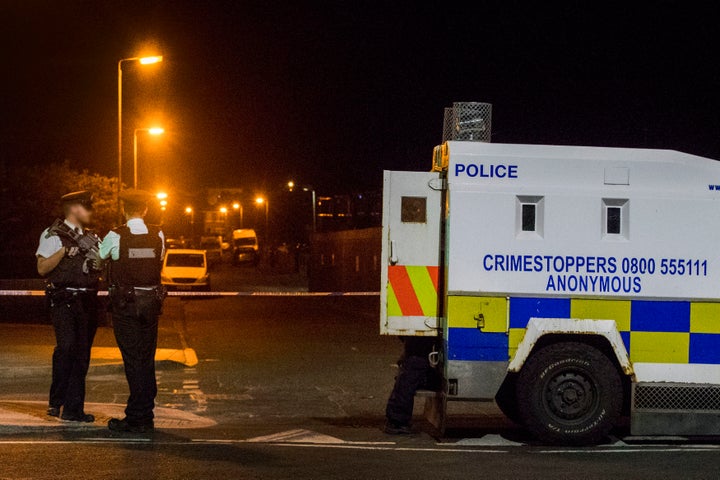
[
  {"x1": 0, "y1": 268, "x2": 719, "y2": 478},
  {"x1": 0, "y1": 298, "x2": 197, "y2": 381}
]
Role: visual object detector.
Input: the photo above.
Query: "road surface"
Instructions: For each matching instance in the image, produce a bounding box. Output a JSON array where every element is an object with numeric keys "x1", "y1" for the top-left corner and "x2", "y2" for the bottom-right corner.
[{"x1": 0, "y1": 287, "x2": 718, "y2": 478}]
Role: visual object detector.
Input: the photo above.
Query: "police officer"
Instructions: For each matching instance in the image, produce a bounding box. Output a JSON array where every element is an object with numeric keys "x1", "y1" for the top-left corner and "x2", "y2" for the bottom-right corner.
[
  {"x1": 384, "y1": 336, "x2": 439, "y2": 434},
  {"x1": 99, "y1": 189, "x2": 165, "y2": 433},
  {"x1": 36, "y1": 191, "x2": 99, "y2": 422}
]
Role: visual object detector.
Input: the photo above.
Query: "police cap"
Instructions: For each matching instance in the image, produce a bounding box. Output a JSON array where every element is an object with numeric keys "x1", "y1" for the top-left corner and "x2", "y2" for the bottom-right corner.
[
  {"x1": 61, "y1": 190, "x2": 93, "y2": 210},
  {"x1": 119, "y1": 189, "x2": 153, "y2": 206}
]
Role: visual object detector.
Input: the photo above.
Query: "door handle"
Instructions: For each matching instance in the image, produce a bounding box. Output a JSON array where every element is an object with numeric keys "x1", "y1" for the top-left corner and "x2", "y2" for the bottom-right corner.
[
  {"x1": 389, "y1": 240, "x2": 398, "y2": 265},
  {"x1": 474, "y1": 313, "x2": 485, "y2": 331}
]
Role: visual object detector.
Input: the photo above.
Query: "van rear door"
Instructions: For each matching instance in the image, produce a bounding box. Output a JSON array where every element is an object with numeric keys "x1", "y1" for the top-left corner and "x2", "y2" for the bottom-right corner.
[{"x1": 381, "y1": 170, "x2": 442, "y2": 336}]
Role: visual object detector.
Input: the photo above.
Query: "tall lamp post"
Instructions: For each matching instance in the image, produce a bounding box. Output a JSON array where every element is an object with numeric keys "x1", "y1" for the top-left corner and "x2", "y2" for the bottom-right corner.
[
  {"x1": 219, "y1": 206, "x2": 228, "y2": 232},
  {"x1": 133, "y1": 127, "x2": 164, "y2": 189},
  {"x1": 255, "y1": 196, "x2": 269, "y2": 236},
  {"x1": 157, "y1": 191, "x2": 168, "y2": 225},
  {"x1": 117, "y1": 54, "x2": 163, "y2": 219},
  {"x1": 232, "y1": 202, "x2": 244, "y2": 228},
  {"x1": 185, "y1": 206, "x2": 195, "y2": 241},
  {"x1": 289, "y1": 181, "x2": 317, "y2": 234}
]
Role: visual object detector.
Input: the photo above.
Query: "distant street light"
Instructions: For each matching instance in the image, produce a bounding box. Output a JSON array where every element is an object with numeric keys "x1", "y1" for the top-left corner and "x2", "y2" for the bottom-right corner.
[
  {"x1": 287, "y1": 181, "x2": 295, "y2": 190},
  {"x1": 219, "y1": 206, "x2": 228, "y2": 214},
  {"x1": 133, "y1": 127, "x2": 164, "y2": 189},
  {"x1": 255, "y1": 196, "x2": 269, "y2": 235},
  {"x1": 139, "y1": 56, "x2": 163, "y2": 65},
  {"x1": 299, "y1": 185, "x2": 318, "y2": 234},
  {"x1": 232, "y1": 202, "x2": 244, "y2": 228},
  {"x1": 156, "y1": 192, "x2": 168, "y2": 200},
  {"x1": 118, "y1": 54, "x2": 163, "y2": 220},
  {"x1": 185, "y1": 206, "x2": 195, "y2": 237}
]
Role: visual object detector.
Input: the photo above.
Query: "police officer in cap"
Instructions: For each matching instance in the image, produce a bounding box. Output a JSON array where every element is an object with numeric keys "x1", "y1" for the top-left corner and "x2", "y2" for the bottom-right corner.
[
  {"x1": 99, "y1": 189, "x2": 165, "y2": 433},
  {"x1": 36, "y1": 191, "x2": 100, "y2": 422}
]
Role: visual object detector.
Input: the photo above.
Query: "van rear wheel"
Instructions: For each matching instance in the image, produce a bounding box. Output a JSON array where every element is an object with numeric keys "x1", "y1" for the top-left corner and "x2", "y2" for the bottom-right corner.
[{"x1": 516, "y1": 341, "x2": 622, "y2": 446}]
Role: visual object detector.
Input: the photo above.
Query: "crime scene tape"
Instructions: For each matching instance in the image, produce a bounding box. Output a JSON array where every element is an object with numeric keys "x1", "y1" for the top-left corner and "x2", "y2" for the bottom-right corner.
[{"x1": 0, "y1": 290, "x2": 380, "y2": 297}]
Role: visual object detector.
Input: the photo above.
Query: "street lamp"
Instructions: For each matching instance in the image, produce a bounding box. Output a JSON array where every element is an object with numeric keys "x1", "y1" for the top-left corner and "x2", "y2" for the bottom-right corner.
[
  {"x1": 184, "y1": 206, "x2": 195, "y2": 238},
  {"x1": 288, "y1": 180, "x2": 317, "y2": 233},
  {"x1": 133, "y1": 127, "x2": 164, "y2": 189},
  {"x1": 296, "y1": 186, "x2": 317, "y2": 234},
  {"x1": 118, "y1": 54, "x2": 163, "y2": 219},
  {"x1": 255, "y1": 196, "x2": 269, "y2": 235},
  {"x1": 232, "y1": 202, "x2": 244, "y2": 228}
]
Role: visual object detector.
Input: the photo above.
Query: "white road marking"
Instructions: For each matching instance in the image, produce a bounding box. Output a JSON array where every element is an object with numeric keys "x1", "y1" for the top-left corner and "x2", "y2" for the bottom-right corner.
[
  {"x1": 0, "y1": 401, "x2": 216, "y2": 429},
  {"x1": 453, "y1": 435, "x2": 524, "y2": 447},
  {"x1": 243, "y1": 429, "x2": 393, "y2": 445},
  {"x1": 0, "y1": 437, "x2": 716, "y2": 455},
  {"x1": 175, "y1": 368, "x2": 208, "y2": 413}
]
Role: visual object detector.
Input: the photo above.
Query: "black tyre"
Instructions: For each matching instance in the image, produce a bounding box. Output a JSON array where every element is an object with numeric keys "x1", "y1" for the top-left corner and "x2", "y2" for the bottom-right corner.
[{"x1": 516, "y1": 341, "x2": 623, "y2": 446}]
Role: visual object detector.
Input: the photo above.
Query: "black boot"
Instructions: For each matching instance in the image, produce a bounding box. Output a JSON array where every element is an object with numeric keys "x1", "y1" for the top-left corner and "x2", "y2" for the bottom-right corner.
[{"x1": 108, "y1": 417, "x2": 154, "y2": 433}]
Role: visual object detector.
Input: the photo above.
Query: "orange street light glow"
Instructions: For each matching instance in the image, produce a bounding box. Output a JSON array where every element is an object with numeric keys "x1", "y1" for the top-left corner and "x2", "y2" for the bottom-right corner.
[
  {"x1": 159, "y1": 200, "x2": 168, "y2": 206},
  {"x1": 156, "y1": 192, "x2": 168, "y2": 200},
  {"x1": 139, "y1": 55, "x2": 163, "y2": 65},
  {"x1": 232, "y1": 202, "x2": 240, "y2": 210},
  {"x1": 148, "y1": 127, "x2": 165, "y2": 135},
  {"x1": 287, "y1": 181, "x2": 295, "y2": 189},
  {"x1": 255, "y1": 197, "x2": 265, "y2": 205},
  {"x1": 185, "y1": 207, "x2": 193, "y2": 214},
  {"x1": 219, "y1": 207, "x2": 228, "y2": 214}
]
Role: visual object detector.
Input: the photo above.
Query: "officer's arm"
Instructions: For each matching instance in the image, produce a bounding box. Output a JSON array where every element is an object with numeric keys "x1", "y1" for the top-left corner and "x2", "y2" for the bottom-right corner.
[
  {"x1": 37, "y1": 248, "x2": 66, "y2": 277},
  {"x1": 98, "y1": 231, "x2": 120, "y2": 260},
  {"x1": 158, "y1": 229, "x2": 166, "y2": 258}
]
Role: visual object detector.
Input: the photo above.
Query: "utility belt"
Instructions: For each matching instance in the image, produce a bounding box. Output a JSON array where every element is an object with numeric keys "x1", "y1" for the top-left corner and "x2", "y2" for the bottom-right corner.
[
  {"x1": 108, "y1": 284, "x2": 167, "y2": 314},
  {"x1": 45, "y1": 284, "x2": 98, "y2": 307}
]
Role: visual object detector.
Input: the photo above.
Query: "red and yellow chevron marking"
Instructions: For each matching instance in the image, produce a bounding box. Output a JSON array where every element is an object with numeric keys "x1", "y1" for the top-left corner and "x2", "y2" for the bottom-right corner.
[{"x1": 387, "y1": 265, "x2": 439, "y2": 317}]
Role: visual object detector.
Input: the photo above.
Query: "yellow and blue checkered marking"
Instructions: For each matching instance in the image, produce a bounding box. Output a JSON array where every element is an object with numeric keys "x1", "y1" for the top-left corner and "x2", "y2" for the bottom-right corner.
[{"x1": 446, "y1": 296, "x2": 720, "y2": 365}]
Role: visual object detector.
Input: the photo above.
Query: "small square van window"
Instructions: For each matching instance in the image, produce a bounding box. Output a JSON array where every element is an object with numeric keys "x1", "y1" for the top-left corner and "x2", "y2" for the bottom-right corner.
[
  {"x1": 521, "y1": 204, "x2": 536, "y2": 231},
  {"x1": 401, "y1": 196, "x2": 427, "y2": 223},
  {"x1": 606, "y1": 207, "x2": 621, "y2": 234},
  {"x1": 602, "y1": 199, "x2": 629, "y2": 239},
  {"x1": 516, "y1": 196, "x2": 544, "y2": 239}
]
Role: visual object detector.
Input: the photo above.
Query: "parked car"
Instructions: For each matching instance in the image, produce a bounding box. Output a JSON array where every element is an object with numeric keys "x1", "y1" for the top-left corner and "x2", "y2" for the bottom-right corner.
[
  {"x1": 232, "y1": 229, "x2": 259, "y2": 266},
  {"x1": 161, "y1": 249, "x2": 210, "y2": 291},
  {"x1": 200, "y1": 235, "x2": 223, "y2": 265},
  {"x1": 165, "y1": 237, "x2": 189, "y2": 250}
]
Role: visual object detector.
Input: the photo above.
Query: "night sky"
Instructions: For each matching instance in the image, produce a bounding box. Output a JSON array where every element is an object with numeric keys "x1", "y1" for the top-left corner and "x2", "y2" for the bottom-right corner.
[{"x1": 3, "y1": 1, "x2": 720, "y2": 195}]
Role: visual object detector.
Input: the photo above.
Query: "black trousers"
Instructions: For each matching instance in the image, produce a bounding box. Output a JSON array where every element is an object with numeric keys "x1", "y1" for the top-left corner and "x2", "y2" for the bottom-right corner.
[
  {"x1": 111, "y1": 296, "x2": 159, "y2": 425},
  {"x1": 385, "y1": 355, "x2": 435, "y2": 426},
  {"x1": 49, "y1": 293, "x2": 98, "y2": 416}
]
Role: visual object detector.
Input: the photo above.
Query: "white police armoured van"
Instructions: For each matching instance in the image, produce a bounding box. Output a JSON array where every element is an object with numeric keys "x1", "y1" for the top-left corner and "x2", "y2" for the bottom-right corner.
[{"x1": 381, "y1": 102, "x2": 720, "y2": 445}]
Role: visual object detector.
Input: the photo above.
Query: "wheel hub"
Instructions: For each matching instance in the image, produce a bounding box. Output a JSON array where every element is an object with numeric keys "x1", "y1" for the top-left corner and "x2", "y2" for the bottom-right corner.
[{"x1": 545, "y1": 371, "x2": 596, "y2": 420}]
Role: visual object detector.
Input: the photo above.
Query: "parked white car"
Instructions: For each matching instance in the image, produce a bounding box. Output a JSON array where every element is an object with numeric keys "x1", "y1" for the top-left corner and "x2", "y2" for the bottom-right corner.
[{"x1": 161, "y1": 249, "x2": 210, "y2": 291}]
